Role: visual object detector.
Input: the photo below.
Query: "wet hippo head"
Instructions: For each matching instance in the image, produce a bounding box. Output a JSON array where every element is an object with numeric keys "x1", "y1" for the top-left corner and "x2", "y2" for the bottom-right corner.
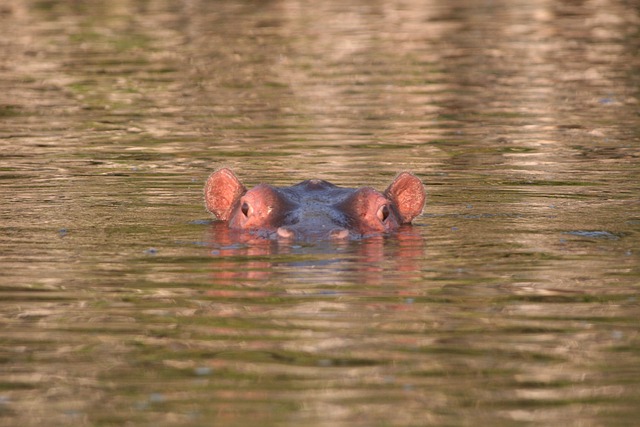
[{"x1": 204, "y1": 168, "x2": 425, "y2": 240}]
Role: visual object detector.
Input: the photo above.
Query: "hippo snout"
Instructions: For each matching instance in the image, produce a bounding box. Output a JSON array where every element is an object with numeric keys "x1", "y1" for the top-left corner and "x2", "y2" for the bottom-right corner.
[{"x1": 276, "y1": 225, "x2": 350, "y2": 240}]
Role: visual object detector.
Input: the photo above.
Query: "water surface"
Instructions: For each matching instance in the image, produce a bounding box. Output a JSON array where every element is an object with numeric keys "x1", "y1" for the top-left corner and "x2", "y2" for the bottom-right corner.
[{"x1": 1, "y1": 0, "x2": 639, "y2": 425}]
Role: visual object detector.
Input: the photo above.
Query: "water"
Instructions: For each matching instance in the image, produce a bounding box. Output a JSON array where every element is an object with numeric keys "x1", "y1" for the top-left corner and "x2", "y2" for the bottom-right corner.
[{"x1": 1, "y1": 0, "x2": 639, "y2": 425}]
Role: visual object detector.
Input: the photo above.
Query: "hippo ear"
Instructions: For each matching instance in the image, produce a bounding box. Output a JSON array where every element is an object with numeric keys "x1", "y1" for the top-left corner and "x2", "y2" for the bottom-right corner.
[
  {"x1": 204, "y1": 168, "x2": 247, "y2": 221},
  {"x1": 384, "y1": 172, "x2": 425, "y2": 223}
]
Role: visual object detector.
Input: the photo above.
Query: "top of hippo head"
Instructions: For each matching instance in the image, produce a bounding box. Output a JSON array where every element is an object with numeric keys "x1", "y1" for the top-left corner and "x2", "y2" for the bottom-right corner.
[{"x1": 204, "y1": 168, "x2": 425, "y2": 241}]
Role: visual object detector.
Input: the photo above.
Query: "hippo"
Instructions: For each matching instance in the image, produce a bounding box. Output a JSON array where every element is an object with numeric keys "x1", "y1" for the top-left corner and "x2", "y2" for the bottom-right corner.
[{"x1": 204, "y1": 168, "x2": 425, "y2": 240}]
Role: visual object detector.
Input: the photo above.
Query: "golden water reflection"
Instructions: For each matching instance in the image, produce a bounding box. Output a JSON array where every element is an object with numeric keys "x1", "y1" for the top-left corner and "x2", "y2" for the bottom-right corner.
[{"x1": 0, "y1": 0, "x2": 639, "y2": 425}]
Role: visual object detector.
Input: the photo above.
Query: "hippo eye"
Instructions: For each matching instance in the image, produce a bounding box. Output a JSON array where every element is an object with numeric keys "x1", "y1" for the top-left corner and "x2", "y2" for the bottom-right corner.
[
  {"x1": 241, "y1": 201, "x2": 250, "y2": 217},
  {"x1": 377, "y1": 205, "x2": 390, "y2": 223}
]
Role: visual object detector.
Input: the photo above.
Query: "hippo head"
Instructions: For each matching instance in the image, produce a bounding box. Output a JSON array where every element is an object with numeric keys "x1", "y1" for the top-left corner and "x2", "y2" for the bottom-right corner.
[{"x1": 204, "y1": 168, "x2": 425, "y2": 240}]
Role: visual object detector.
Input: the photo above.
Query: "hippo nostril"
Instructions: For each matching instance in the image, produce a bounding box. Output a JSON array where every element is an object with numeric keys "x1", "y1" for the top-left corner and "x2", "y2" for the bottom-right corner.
[
  {"x1": 277, "y1": 227, "x2": 295, "y2": 239},
  {"x1": 330, "y1": 228, "x2": 349, "y2": 239}
]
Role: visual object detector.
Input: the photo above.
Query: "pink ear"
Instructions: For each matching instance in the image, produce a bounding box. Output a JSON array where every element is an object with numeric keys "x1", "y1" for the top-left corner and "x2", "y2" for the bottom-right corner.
[
  {"x1": 384, "y1": 172, "x2": 425, "y2": 223},
  {"x1": 204, "y1": 168, "x2": 246, "y2": 221}
]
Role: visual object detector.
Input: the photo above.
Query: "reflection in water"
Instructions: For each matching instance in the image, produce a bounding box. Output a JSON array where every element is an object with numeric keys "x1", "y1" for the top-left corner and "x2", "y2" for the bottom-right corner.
[
  {"x1": 0, "y1": 0, "x2": 639, "y2": 425},
  {"x1": 206, "y1": 221, "x2": 425, "y2": 288}
]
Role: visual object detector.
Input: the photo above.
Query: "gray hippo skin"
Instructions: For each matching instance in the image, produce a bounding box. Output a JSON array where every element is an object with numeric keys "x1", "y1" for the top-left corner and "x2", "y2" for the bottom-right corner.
[{"x1": 204, "y1": 168, "x2": 426, "y2": 240}]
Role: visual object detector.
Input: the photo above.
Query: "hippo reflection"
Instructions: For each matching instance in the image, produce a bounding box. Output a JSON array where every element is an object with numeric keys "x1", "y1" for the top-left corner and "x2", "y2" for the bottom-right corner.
[{"x1": 204, "y1": 168, "x2": 425, "y2": 240}]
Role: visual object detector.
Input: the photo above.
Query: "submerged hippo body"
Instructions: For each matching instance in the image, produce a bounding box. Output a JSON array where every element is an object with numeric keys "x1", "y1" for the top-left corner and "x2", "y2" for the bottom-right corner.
[{"x1": 204, "y1": 168, "x2": 426, "y2": 240}]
